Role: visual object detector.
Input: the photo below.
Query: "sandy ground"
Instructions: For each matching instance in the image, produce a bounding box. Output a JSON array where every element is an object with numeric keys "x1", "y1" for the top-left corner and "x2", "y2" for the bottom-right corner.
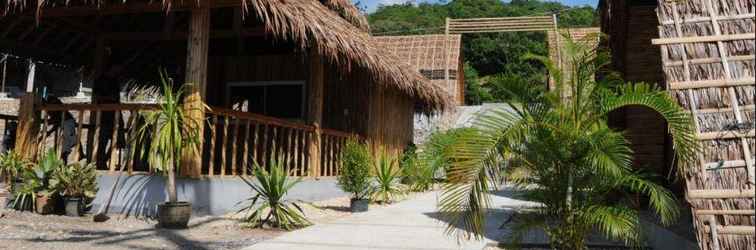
[{"x1": 0, "y1": 196, "x2": 354, "y2": 250}]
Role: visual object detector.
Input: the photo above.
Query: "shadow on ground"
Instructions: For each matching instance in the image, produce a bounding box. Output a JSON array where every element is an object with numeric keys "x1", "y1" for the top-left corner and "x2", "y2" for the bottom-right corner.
[{"x1": 22, "y1": 217, "x2": 243, "y2": 250}]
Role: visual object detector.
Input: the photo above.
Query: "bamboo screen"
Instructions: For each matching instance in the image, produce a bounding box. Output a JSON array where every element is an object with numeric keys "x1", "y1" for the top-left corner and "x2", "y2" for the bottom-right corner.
[{"x1": 654, "y1": 0, "x2": 755, "y2": 249}]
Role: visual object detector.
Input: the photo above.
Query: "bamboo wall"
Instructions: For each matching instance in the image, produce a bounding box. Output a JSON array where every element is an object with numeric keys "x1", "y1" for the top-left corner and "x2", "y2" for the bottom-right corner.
[
  {"x1": 654, "y1": 0, "x2": 755, "y2": 249},
  {"x1": 599, "y1": 1, "x2": 674, "y2": 180},
  {"x1": 206, "y1": 52, "x2": 414, "y2": 158}
]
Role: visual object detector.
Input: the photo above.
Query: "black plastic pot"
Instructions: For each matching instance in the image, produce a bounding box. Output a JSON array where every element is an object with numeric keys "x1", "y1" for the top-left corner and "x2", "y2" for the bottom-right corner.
[
  {"x1": 64, "y1": 197, "x2": 83, "y2": 216},
  {"x1": 350, "y1": 199, "x2": 369, "y2": 213},
  {"x1": 158, "y1": 201, "x2": 192, "y2": 229}
]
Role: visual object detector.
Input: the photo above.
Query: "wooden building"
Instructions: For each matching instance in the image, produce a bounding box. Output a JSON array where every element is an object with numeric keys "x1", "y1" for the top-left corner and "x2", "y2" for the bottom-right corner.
[
  {"x1": 601, "y1": 0, "x2": 755, "y2": 249},
  {"x1": 0, "y1": 0, "x2": 452, "y2": 178}
]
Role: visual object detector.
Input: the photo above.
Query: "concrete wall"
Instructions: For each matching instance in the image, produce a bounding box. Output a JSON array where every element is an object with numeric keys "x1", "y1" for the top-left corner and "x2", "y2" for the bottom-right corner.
[{"x1": 90, "y1": 173, "x2": 347, "y2": 218}]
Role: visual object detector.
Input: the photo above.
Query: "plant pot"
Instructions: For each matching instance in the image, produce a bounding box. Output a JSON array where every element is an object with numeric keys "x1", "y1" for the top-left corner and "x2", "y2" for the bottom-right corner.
[
  {"x1": 350, "y1": 198, "x2": 369, "y2": 213},
  {"x1": 158, "y1": 201, "x2": 192, "y2": 229},
  {"x1": 35, "y1": 194, "x2": 56, "y2": 214},
  {"x1": 64, "y1": 197, "x2": 83, "y2": 216}
]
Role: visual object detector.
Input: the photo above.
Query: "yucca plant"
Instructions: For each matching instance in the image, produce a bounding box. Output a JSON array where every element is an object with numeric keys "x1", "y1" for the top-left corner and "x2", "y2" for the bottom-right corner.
[
  {"x1": 237, "y1": 160, "x2": 311, "y2": 230},
  {"x1": 370, "y1": 151, "x2": 406, "y2": 204},
  {"x1": 134, "y1": 70, "x2": 205, "y2": 204},
  {"x1": 11, "y1": 149, "x2": 64, "y2": 213},
  {"x1": 430, "y1": 33, "x2": 698, "y2": 248}
]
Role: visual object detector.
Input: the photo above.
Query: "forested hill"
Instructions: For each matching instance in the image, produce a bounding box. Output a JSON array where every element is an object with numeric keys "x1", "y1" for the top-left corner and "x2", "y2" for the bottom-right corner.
[{"x1": 366, "y1": 0, "x2": 597, "y2": 104}]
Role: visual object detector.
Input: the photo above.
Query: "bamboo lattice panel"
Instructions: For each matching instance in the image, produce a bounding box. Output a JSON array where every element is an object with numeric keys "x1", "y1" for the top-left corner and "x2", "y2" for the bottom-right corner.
[
  {"x1": 654, "y1": 0, "x2": 755, "y2": 249},
  {"x1": 445, "y1": 15, "x2": 556, "y2": 34}
]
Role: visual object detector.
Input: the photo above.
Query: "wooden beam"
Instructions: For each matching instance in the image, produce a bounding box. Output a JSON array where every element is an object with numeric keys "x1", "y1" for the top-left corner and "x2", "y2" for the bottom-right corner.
[
  {"x1": 688, "y1": 189, "x2": 755, "y2": 199},
  {"x1": 652, "y1": 33, "x2": 755, "y2": 45},
  {"x1": 180, "y1": 6, "x2": 210, "y2": 178},
  {"x1": 307, "y1": 48, "x2": 324, "y2": 178}
]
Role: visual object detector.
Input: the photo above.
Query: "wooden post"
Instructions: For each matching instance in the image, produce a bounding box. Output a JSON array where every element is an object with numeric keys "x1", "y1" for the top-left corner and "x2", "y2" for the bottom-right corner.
[
  {"x1": 307, "y1": 48, "x2": 324, "y2": 178},
  {"x1": 15, "y1": 93, "x2": 40, "y2": 160},
  {"x1": 181, "y1": 5, "x2": 210, "y2": 178}
]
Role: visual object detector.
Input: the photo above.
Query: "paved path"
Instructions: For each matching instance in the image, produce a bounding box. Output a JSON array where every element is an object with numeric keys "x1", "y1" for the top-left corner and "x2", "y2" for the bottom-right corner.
[{"x1": 245, "y1": 190, "x2": 539, "y2": 250}]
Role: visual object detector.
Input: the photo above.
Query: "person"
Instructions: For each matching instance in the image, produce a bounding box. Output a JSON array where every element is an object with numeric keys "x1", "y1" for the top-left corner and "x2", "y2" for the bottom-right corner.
[{"x1": 45, "y1": 97, "x2": 77, "y2": 163}]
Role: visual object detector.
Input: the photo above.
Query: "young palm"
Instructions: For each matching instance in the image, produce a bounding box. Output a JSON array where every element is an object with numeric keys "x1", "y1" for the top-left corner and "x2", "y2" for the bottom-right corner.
[
  {"x1": 134, "y1": 70, "x2": 206, "y2": 204},
  {"x1": 433, "y1": 34, "x2": 698, "y2": 248}
]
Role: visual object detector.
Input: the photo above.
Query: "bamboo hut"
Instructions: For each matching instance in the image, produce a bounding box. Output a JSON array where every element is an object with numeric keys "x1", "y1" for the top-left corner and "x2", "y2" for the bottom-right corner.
[
  {"x1": 602, "y1": 0, "x2": 756, "y2": 248},
  {"x1": 0, "y1": 0, "x2": 452, "y2": 179},
  {"x1": 373, "y1": 34, "x2": 464, "y2": 105}
]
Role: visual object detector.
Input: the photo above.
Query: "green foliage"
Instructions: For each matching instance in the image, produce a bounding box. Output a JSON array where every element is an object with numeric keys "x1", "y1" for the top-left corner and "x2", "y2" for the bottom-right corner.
[
  {"x1": 10, "y1": 149, "x2": 64, "y2": 210},
  {"x1": 370, "y1": 151, "x2": 406, "y2": 203},
  {"x1": 238, "y1": 160, "x2": 311, "y2": 230},
  {"x1": 134, "y1": 70, "x2": 206, "y2": 203},
  {"x1": 337, "y1": 140, "x2": 373, "y2": 200},
  {"x1": 428, "y1": 34, "x2": 698, "y2": 248},
  {"x1": 368, "y1": 0, "x2": 597, "y2": 104},
  {"x1": 0, "y1": 149, "x2": 27, "y2": 184},
  {"x1": 52, "y1": 161, "x2": 98, "y2": 198},
  {"x1": 400, "y1": 144, "x2": 434, "y2": 191}
]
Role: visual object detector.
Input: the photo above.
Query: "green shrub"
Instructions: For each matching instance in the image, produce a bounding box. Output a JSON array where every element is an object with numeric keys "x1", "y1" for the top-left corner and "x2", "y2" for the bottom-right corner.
[
  {"x1": 337, "y1": 140, "x2": 372, "y2": 200},
  {"x1": 10, "y1": 149, "x2": 64, "y2": 210},
  {"x1": 400, "y1": 145, "x2": 434, "y2": 192},
  {"x1": 0, "y1": 149, "x2": 27, "y2": 185},
  {"x1": 52, "y1": 161, "x2": 98, "y2": 199},
  {"x1": 237, "y1": 160, "x2": 311, "y2": 230},
  {"x1": 371, "y1": 151, "x2": 406, "y2": 203}
]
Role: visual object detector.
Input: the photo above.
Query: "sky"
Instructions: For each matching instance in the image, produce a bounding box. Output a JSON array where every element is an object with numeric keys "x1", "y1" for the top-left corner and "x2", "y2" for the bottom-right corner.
[{"x1": 359, "y1": 0, "x2": 598, "y2": 13}]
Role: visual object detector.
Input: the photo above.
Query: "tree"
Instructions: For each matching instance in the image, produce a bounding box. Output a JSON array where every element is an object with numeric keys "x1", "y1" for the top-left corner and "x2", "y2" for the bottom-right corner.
[
  {"x1": 367, "y1": 0, "x2": 598, "y2": 105},
  {"x1": 429, "y1": 34, "x2": 699, "y2": 248}
]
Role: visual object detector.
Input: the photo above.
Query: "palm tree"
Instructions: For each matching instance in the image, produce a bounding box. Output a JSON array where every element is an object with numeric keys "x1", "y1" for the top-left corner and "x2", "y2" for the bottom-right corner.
[{"x1": 433, "y1": 34, "x2": 698, "y2": 248}]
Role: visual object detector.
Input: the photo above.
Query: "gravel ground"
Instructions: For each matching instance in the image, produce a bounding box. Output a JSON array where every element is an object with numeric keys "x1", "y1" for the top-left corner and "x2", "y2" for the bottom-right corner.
[{"x1": 0, "y1": 196, "x2": 354, "y2": 250}]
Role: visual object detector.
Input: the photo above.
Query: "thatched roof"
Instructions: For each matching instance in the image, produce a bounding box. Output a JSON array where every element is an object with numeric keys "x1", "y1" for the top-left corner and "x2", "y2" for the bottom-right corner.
[
  {"x1": 0, "y1": 0, "x2": 451, "y2": 110},
  {"x1": 655, "y1": 0, "x2": 754, "y2": 249},
  {"x1": 373, "y1": 34, "x2": 463, "y2": 105},
  {"x1": 250, "y1": 0, "x2": 451, "y2": 110}
]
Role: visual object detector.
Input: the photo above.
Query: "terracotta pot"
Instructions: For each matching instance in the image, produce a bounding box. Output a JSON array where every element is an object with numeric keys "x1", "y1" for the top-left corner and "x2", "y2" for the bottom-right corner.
[
  {"x1": 158, "y1": 201, "x2": 192, "y2": 229},
  {"x1": 350, "y1": 199, "x2": 369, "y2": 213},
  {"x1": 35, "y1": 194, "x2": 56, "y2": 214}
]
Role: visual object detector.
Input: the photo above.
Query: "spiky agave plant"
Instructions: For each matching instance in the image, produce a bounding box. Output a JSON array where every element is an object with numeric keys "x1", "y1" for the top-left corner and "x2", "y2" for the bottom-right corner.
[
  {"x1": 370, "y1": 151, "x2": 406, "y2": 203},
  {"x1": 430, "y1": 33, "x2": 698, "y2": 248},
  {"x1": 237, "y1": 160, "x2": 311, "y2": 230}
]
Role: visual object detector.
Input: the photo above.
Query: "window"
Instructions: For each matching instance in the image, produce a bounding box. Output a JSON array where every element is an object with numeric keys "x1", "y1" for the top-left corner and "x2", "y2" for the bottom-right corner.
[{"x1": 226, "y1": 81, "x2": 305, "y2": 120}]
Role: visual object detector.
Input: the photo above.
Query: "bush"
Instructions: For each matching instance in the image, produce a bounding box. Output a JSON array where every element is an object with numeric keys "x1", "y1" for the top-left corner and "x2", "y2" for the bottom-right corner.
[
  {"x1": 0, "y1": 149, "x2": 27, "y2": 184},
  {"x1": 337, "y1": 140, "x2": 372, "y2": 200},
  {"x1": 371, "y1": 151, "x2": 406, "y2": 203},
  {"x1": 237, "y1": 160, "x2": 311, "y2": 230},
  {"x1": 52, "y1": 161, "x2": 98, "y2": 199},
  {"x1": 10, "y1": 149, "x2": 64, "y2": 210},
  {"x1": 400, "y1": 145, "x2": 434, "y2": 192}
]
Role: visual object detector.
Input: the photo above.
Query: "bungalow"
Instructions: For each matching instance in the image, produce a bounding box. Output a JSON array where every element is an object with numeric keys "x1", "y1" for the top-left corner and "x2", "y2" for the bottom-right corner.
[{"x1": 0, "y1": 0, "x2": 452, "y2": 215}]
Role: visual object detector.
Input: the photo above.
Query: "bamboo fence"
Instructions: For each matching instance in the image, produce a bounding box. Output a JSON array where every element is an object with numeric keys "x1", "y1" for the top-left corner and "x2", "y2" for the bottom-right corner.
[{"x1": 654, "y1": 0, "x2": 755, "y2": 249}]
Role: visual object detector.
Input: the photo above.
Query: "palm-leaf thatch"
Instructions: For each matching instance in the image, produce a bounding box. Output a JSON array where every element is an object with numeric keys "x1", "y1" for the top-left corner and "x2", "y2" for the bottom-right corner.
[
  {"x1": 655, "y1": 0, "x2": 755, "y2": 249},
  {"x1": 0, "y1": 0, "x2": 451, "y2": 110}
]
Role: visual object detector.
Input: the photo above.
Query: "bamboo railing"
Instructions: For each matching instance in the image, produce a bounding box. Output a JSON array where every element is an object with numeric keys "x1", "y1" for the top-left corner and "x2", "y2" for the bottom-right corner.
[{"x1": 35, "y1": 104, "x2": 356, "y2": 177}]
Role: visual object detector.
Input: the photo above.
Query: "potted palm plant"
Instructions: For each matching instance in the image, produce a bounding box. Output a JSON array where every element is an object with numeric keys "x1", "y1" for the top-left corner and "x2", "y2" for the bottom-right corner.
[
  {"x1": 134, "y1": 71, "x2": 205, "y2": 229},
  {"x1": 52, "y1": 161, "x2": 98, "y2": 216},
  {"x1": 370, "y1": 151, "x2": 406, "y2": 204},
  {"x1": 337, "y1": 140, "x2": 372, "y2": 212}
]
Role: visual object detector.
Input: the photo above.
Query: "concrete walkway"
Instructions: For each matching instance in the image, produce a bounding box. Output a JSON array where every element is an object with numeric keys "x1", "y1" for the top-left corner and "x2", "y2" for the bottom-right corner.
[{"x1": 245, "y1": 190, "x2": 539, "y2": 250}]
